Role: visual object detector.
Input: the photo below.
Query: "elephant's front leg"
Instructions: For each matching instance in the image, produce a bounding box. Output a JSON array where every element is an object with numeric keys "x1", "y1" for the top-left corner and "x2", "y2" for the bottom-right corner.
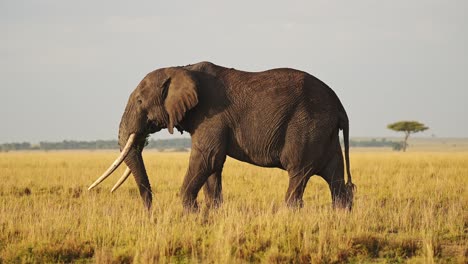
[
  {"x1": 203, "y1": 170, "x2": 223, "y2": 208},
  {"x1": 181, "y1": 146, "x2": 226, "y2": 211}
]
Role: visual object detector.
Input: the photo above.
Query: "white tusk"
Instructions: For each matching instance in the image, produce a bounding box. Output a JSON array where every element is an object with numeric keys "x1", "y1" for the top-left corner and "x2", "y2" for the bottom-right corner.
[
  {"x1": 111, "y1": 167, "x2": 132, "y2": 193},
  {"x1": 88, "y1": 134, "x2": 136, "y2": 190}
]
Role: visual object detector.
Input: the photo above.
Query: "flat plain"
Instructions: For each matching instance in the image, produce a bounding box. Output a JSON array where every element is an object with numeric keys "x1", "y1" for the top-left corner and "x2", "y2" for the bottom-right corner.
[{"x1": 0, "y1": 150, "x2": 467, "y2": 263}]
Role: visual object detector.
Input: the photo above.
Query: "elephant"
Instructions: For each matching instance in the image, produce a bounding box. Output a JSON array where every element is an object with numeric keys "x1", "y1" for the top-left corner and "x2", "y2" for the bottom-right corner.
[{"x1": 88, "y1": 61, "x2": 355, "y2": 211}]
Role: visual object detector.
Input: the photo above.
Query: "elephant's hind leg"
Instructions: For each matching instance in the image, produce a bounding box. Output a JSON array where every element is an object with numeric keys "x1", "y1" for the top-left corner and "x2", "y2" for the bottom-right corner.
[
  {"x1": 318, "y1": 147, "x2": 353, "y2": 210},
  {"x1": 203, "y1": 170, "x2": 223, "y2": 208},
  {"x1": 285, "y1": 169, "x2": 312, "y2": 208}
]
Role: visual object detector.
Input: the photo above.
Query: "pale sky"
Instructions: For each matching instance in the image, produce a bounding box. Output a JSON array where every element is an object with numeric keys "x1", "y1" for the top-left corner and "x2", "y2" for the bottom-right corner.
[{"x1": 1, "y1": 0, "x2": 467, "y2": 143}]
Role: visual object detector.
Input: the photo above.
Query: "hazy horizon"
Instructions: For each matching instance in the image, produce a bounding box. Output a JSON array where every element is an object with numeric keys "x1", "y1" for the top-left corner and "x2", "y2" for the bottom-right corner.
[
  {"x1": 2, "y1": 1, "x2": 467, "y2": 143},
  {"x1": 2, "y1": 133, "x2": 467, "y2": 145}
]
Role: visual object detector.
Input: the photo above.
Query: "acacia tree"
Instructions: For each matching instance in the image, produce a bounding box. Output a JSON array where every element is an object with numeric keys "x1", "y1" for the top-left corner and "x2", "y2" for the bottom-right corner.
[{"x1": 387, "y1": 121, "x2": 429, "y2": 152}]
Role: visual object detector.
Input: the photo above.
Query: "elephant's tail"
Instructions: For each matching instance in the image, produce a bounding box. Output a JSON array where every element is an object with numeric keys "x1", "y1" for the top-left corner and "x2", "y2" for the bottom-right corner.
[{"x1": 338, "y1": 102, "x2": 355, "y2": 189}]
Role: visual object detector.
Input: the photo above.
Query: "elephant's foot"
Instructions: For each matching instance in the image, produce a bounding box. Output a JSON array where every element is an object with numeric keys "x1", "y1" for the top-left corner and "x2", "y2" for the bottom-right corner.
[
  {"x1": 206, "y1": 197, "x2": 223, "y2": 209},
  {"x1": 285, "y1": 198, "x2": 304, "y2": 209},
  {"x1": 331, "y1": 182, "x2": 355, "y2": 211},
  {"x1": 332, "y1": 193, "x2": 353, "y2": 211},
  {"x1": 332, "y1": 200, "x2": 348, "y2": 211},
  {"x1": 182, "y1": 195, "x2": 200, "y2": 213}
]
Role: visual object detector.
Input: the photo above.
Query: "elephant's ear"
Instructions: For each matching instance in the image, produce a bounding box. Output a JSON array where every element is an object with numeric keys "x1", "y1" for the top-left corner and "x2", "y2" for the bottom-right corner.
[{"x1": 163, "y1": 68, "x2": 198, "y2": 134}]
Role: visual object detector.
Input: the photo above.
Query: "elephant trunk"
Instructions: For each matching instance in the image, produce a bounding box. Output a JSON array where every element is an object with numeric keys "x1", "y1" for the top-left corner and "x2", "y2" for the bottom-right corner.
[
  {"x1": 118, "y1": 122, "x2": 153, "y2": 210},
  {"x1": 123, "y1": 148, "x2": 153, "y2": 209}
]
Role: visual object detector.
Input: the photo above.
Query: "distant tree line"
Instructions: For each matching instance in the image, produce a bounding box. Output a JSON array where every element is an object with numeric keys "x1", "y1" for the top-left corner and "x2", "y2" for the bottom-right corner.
[
  {"x1": 0, "y1": 138, "x2": 191, "y2": 152},
  {"x1": 344, "y1": 138, "x2": 404, "y2": 151},
  {"x1": 1, "y1": 138, "x2": 407, "y2": 152}
]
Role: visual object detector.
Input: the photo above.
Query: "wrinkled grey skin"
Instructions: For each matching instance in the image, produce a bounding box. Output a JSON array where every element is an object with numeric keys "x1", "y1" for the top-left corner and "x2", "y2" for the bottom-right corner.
[{"x1": 118, "y1": 62, "x2": 355, "y2": 211}]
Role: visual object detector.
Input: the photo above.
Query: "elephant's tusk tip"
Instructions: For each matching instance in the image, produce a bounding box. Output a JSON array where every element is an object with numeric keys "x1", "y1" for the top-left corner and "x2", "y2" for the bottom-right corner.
[{"x1": 87, "y1": 134, "x2": 135, "y2": 191}]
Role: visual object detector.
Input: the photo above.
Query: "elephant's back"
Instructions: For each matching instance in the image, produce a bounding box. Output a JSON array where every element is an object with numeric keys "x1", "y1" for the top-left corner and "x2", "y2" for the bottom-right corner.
[
  {"x1": 220, "y1": 68, "x2": 340, "y2": 168},
  {"x1": 222, "y1": 68, "x2": 338, "y2": 115}
]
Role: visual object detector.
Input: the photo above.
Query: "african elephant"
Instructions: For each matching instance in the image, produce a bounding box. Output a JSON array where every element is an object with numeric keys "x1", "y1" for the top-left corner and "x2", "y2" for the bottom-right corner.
[{"x1": 89, "y1": 61, "x2": 355, "y2": 211}]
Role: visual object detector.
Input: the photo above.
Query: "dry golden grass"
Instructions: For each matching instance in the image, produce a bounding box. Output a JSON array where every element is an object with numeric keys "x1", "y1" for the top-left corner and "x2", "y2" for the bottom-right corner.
[{"x1": 0, "y1": 151, "x2": 467, "y2": 263}]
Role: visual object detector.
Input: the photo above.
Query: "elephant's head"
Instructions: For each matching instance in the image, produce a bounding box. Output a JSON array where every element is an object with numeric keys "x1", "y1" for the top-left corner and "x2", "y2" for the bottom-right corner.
[{"x1": 88, "y1": 67, "x2": 199, "y2": 209}]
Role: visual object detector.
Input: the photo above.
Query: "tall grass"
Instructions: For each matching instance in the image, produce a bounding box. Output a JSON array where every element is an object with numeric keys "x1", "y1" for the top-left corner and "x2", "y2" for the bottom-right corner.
[{"x1": 0, "y1": 151, "x2": 467, "y2": 263}]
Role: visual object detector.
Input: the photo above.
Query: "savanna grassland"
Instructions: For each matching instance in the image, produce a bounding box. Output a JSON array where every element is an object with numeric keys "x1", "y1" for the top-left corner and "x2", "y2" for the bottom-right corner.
[{"x1": 0, "y1": 151, "x2": 467, "y2": 263}]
